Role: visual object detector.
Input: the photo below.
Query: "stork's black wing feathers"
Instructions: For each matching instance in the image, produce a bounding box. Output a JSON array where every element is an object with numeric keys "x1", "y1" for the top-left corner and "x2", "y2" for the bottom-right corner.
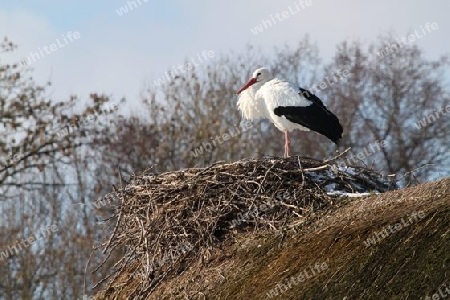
[{"x1": 273, "y1": 88, "x2": 343, "y2": 144}]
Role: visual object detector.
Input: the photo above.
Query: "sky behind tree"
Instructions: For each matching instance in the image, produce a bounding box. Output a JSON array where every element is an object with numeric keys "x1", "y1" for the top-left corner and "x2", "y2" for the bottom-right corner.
[{"x1": 0, "y1": 0, "x2": 448, "y2": 103}]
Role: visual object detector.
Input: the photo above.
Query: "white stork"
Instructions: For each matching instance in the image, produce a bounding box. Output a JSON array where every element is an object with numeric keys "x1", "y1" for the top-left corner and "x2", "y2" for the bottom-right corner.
[{"x1": 236, "y1": 67, "x2": 343, "y2": 157}]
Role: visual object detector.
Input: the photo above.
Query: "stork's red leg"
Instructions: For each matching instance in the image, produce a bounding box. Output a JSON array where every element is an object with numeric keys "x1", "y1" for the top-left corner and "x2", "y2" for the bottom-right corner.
[{"x1": 284, "y1": 130, "x2": 291, "y2": 157}]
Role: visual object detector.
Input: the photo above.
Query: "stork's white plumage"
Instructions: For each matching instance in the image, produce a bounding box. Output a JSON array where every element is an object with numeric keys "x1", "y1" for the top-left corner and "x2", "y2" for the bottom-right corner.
[{"x1": 236, "y1": 67, "x2": 343, "y2": 157}]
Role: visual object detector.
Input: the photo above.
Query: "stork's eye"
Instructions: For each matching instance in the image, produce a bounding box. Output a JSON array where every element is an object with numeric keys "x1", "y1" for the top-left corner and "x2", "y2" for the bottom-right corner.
[{"x1": 257, "y1": 72, "x2": 261, "y2": 76}]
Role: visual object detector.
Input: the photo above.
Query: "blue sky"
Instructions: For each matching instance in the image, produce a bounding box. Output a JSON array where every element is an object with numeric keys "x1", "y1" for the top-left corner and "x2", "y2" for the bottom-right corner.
[{"x1": 0, "y1": 0, "x2": 449, "y2": 106}]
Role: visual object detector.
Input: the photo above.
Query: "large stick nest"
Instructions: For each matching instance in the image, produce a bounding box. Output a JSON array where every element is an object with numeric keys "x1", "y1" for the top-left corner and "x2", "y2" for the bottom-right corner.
[{"x1": 92, "y1": 154, "x2": 396, "y2": 299}]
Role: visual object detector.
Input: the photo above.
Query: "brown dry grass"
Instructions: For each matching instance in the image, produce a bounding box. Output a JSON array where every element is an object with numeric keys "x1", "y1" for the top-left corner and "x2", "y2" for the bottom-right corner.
[{"x1": 91, "y1": 156, "x2": 450, "y2": 299}]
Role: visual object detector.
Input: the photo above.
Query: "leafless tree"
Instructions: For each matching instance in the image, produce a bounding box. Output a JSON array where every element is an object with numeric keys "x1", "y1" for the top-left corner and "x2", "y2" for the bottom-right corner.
[{"x1": 0, "y1": 31, "x2": 448, "y2": 298}]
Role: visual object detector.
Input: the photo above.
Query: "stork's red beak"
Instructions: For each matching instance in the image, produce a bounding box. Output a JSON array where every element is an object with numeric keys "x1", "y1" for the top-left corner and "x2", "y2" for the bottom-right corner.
[{"x1": 236, "y1": 78, "x2": 257, "y2": 94}]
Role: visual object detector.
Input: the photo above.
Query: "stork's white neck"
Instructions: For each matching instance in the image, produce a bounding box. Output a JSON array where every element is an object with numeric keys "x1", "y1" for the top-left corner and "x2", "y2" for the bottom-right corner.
[
  {"x1": 237, "y1": 80, "x2": 271, "y2": 121},
  {"x1": 247, "y1": 80, "x2": 267, "y2": 96}
]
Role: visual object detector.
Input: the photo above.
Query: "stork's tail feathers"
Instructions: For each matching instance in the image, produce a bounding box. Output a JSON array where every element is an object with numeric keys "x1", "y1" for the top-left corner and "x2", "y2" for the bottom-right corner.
[{"x1": 274, "y1": 106, "x2": 343, "y2": 145}]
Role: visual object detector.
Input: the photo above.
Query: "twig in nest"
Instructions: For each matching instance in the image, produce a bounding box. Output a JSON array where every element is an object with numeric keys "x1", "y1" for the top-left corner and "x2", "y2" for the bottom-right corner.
[{"x1": 323, "y1": 147, "x2": 352, "y2": 164}]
